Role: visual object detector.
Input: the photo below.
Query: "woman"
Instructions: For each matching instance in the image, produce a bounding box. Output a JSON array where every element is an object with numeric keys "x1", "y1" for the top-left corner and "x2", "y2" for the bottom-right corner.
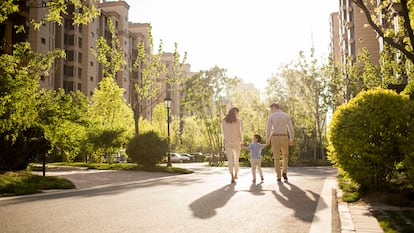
[{"x1": 221, "y1": 107, "x2": 242, "y2": 183}]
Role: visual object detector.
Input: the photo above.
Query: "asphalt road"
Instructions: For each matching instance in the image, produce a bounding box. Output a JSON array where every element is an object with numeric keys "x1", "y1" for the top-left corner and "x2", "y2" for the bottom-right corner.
[{"x1": 0, "y1": 163, "x2": 338, "y2": 233}]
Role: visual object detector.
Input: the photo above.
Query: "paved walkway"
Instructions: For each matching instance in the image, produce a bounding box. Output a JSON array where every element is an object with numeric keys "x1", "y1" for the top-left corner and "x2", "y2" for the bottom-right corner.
[
  {"x1": 336, "y1": 189, "x2": 384, "y2": 233},
  {"x1": 32, "y1": 163, "x2": 385, "y2": 233}
]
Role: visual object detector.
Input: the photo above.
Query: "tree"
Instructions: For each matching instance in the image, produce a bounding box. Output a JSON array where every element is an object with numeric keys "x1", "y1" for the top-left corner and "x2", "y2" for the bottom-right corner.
[
  {"x1": 37, "y1": 89, "x2": 90, "y2": 162},
  {"x1": 91, "y1": 18, "x2": 125, "y2": 80},
  {"x1": 0, "y1": 43, "x2": 64, "y2": 171},
  {"x1": 269, "y1": 49, "x2": 331, "y2": 160},
  {"x1": 352, "y1": 0, "x2": 414, "y2": 65},
  {"x1": 182, "y1": 66, "x2": 237, "y2": 165},
  {"x1": 88, "y1": 76, "x2": 134, "y2": 162},
  {"x1": 0, "y1": 0, "x2": 100, "y2": 170},
  {"x1": 90, "y1": 17, "x2": 134, "y2": 162},
  {"x1": 131, "y1": 25, "x2": 164, "y2": 134}
]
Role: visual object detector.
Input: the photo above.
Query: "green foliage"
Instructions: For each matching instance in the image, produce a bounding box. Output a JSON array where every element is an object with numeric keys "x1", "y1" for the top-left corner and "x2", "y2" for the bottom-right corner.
[
  {"x1": 337, "y1": 175, "x2": 361, "y2": 202},
  {"x1": 328, "y1": 88, "x2": 412, "y2": 191},
  {"x1": 0, "y1": 0, "x2": 19, "y2": 24},
  {"x1": 37, "y1": 89, "x2": 89, "y2": 162},
  {"x1": 374, "y1": 210, "x2": 414, "y2": 233},
  {"x1": 182, "y1": 66, "x2": 237, "y2": 160},
  {"x1": 88, "y1": 77, "x2": 134, "y2": 161},
  {"x1": 0, "y1": 171, "x2": 74, "y2": 196},
  {"x1": 91, "y1": 18, "x2": 125, "y2": 80},
  {"x1": 0, "y1": 126, "x2": 50, "y2": 171},
  {"x1": 31, "y1": 0, "x2": 100, "y2": 29},
  {"x1": 126, "y1": 131, "x2": 168, "y2": 167},
  {"x1": 402, "y1": 79, "x2": 414, "y2": 100},
  {"x1": 176, "y1": 116, "x2": 207, "y2": 153},
  {"x1": 0, "y1": 43, "x2": 64, "y2": 171}
]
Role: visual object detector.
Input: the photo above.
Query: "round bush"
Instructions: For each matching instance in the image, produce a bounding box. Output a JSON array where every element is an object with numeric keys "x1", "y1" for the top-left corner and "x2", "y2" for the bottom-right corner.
[
  {"x1": 126, "y1": 131, "x2": 168, "y2": 167},
  {"x1": 328, "y1": 88, "x2": 412, "y2": 191}
]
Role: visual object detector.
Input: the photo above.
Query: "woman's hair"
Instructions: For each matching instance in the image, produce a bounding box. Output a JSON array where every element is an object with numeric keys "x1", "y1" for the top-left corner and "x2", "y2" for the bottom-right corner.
[
  {"x1": 254, "y1": 134, "x2": 262, "y2": 143},
  {"x1": 224, "y1": 107, "x2": 239, "y2": 123}
]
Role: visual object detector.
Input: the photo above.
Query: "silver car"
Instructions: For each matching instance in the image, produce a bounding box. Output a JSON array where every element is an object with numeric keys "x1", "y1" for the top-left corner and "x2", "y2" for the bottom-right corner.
[{"x1": 170, "y1": 153, "x2": 190, "y2": 163}]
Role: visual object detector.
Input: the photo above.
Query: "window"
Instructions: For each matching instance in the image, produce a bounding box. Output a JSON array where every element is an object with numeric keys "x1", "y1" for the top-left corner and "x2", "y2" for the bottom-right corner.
[
  {"x1": 78, "y1": 67, "x2": 82, "y2": 78},
  {"x1": 78, "y1": 37, "x2": 82, "y2": 48},
  {"x1": 78, "y1": 52, "x2": 82, "y2": 63},
  {"x1": 40, "y1": 75, "x2": 45, "y2": 81},
  {"x1": 67, "y1": 51, "x2": 74, "y2": 62},
  {"x1": 90, "y1": 76, "x2": 94, "y2": 82},
  {"x1": 63, "y1": 81, "x2": 73, "y2": 92},
  {"x1": 67, "y1": 66, "x2": 74, "y2": 77},
  {"x1": 90, "y1": 91, "x2": 93, "y2": 96},
  {"x1": 78, "y1": 24, "x2": 82, "y2": 33},
  {"x1": 68, "y1": 35, "x2": 74, "y2": 46},
  {"x1": 77, "y1": 83, "x2": 81, "y2": 91},
  {"x1": 41, "y1": 37, "x2": 46, "y2": 44},
  {"x1": 90, "y1": 61, "x2": 94, "y2": 67}
]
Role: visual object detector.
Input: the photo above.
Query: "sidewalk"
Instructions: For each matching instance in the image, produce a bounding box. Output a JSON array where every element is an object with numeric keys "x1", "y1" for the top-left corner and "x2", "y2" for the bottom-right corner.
[{"x1": 336, "y1": 188, "x2": 384, "y2": 233}]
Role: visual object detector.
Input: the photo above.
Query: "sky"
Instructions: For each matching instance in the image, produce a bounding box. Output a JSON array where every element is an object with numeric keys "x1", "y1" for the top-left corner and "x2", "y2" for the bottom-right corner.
[{"x1": 127, "y1": 0, "x2": 338, "y2": 90}]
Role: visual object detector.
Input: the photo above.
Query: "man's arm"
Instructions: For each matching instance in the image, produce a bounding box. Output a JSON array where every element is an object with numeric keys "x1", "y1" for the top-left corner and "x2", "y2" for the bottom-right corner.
[
  {"x1": 265, "y1": 116, "x2": 272, "y2": 144},
  {"x1": 287, "y1": 117, "x2": 294, "y2": 145}
]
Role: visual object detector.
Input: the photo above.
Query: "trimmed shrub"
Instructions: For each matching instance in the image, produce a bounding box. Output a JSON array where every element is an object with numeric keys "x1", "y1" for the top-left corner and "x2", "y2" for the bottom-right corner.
[
  {"x1": 328, "y1": 88, "x2": 412, "y2": 191},
  {"x1": 126, "y1": 131, "x2": 168, "y2": 167},
  {"x1": 402, "y1": 80, "x2": 414, "y2": 100},
  {"x1": 0, "y1": 126, "x2": 50, "y2": 171}
]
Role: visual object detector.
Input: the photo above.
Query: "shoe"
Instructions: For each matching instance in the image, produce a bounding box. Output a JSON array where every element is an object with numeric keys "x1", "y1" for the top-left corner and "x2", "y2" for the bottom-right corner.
[
  {"x1": 252, "y1": 179, "x2": 256, "y2": 183},
  {"x1": 261, "y1": 176, "x2": 264, "y2": 181},
  {"x1": 231, "y1": 178, "x2": 235, "y2": 184},
  {"x1": 277, "y1": 178, "x2": 281, "y2": 182},
  {"x1": 283, "y1": 173, "x2": 288, "y2": 182}
]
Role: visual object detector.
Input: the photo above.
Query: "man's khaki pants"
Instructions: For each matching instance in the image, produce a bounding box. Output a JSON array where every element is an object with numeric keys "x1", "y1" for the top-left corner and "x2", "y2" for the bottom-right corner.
[{"x1": 271, "y1": 135, "x2": 289, "y2": 179}]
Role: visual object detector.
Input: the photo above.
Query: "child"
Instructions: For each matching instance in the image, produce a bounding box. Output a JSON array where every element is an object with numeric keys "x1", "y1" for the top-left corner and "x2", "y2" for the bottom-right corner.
[{"x1": 241, "y1": 134, "x2": 267, "y2": 183}]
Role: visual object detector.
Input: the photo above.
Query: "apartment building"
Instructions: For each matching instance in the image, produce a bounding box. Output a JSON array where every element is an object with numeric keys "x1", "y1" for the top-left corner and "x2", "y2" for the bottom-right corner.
[
  {"x1": 331, "y1": 0, "x2": 380, "y2": 67},
  {"x1": 1, "y1": 0, "x2": 192, "y2": 120}
]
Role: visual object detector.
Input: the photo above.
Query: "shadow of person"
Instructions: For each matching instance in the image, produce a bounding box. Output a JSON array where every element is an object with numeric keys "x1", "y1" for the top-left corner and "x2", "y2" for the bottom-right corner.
[
  {"x1": 189, "y1": 184, "x2": 236, "y2": 219},
  {"x1": 272, "y1": 182, "x2": 322, "y2": 222},
  {"x1": 249, "y1": 182, "x2": 265, "y2": 196}
]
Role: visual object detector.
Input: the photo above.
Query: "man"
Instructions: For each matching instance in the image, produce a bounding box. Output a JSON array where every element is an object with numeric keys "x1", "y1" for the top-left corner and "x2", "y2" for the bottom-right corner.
[{"x1": 266, "y1": 103, "x2": 294, "y2": 182}]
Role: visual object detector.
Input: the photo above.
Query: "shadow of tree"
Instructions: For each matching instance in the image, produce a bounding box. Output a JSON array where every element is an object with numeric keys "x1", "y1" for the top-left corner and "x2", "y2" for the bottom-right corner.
[
  {"x1": 272, "y1": 182, "x2": 323, "y2": 222},
  {"x1": 189, "y1": 184, "x2": 236, "y2": 219}
]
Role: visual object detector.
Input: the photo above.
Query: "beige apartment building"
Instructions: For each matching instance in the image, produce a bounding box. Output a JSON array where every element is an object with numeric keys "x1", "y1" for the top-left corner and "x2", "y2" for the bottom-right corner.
[
  {"x1": 331, "y1": 0, "x2": 380, "y2": 67},
  {"x1": 1, "y1": 0, "x2": 192, "y2": 121}
]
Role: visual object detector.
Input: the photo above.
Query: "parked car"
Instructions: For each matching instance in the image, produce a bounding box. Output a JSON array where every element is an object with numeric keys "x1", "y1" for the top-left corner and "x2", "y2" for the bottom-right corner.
[
  {"x1": 179, "y1": 153, "x2": 194, "y2": 162},
  {"x1": 170, "y1": 153, "x2": 190, "y2": 163}
]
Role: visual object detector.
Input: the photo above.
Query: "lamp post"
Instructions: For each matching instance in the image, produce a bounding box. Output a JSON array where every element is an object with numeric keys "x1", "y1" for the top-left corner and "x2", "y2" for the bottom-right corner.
[{"x1": 164, "y1": 97, "x2": 172, "y2": 167}]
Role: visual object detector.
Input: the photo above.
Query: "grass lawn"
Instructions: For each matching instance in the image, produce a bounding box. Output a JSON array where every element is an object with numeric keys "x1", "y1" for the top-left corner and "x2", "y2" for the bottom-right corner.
[
  {"x1": 0, "y1": 171, "x2": 75, "y2": 197},
  {"x1": 32, "y1": 162, "x2": 193, "y2": 174},
  {"x1": 1, "y1": 163, "x2": 193, "y2": 197},
  {"x1": 373, "y1": 210, "x2": 414, "y2": 233}
]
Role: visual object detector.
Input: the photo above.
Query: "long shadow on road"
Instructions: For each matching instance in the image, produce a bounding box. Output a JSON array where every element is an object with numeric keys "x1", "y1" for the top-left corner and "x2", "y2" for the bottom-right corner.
[
  {"x1": 189, "y1": 184, "x2": 236, "y2": 219},
  {"x1": 272, "y1": 182, "x2": 324, "y2": 223}
]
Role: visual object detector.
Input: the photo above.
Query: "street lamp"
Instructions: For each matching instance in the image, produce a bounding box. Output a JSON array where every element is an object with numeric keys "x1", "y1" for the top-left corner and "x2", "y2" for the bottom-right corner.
[{"x1": 164, "y1": 97, "x2": 172, "y2": 167}]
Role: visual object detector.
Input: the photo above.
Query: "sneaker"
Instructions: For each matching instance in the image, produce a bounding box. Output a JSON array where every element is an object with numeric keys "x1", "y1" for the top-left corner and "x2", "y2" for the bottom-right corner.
[{"x1": 282, "y1": 173, "x2": 288, "y2": 182}]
